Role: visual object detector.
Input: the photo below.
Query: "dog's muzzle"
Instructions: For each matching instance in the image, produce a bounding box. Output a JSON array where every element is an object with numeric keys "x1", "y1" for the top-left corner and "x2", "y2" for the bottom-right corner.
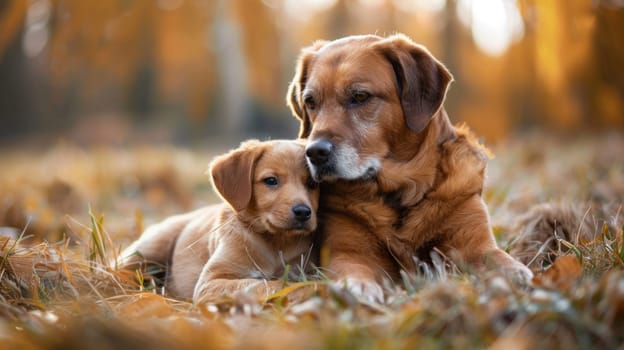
[
  {"x1": 306, "y1": 139, "x2": 333, "y2": 166},
  {"x1": 306, "y1": 138, "x2": 380, "y2": 182},
  {"x1": 305, "y1": 139, "x2": 336, "y2": 181},
  {"x1": 292, "y1": 204, "x2": 312, "y2": 223}
]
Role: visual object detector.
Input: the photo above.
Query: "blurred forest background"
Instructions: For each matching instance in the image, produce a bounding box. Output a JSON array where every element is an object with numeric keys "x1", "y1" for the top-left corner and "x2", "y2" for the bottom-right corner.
[{"x1": 0, "y1": 0, "x2": 623, "y2": 147}]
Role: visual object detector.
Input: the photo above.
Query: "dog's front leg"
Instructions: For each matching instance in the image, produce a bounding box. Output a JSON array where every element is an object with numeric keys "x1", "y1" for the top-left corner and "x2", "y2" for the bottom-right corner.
[
  {"x1": 323, "y1": 217, "x2": 395, "y2": 303},
  {"x1": 192, "y1": 247, "x2": 284, "y2": 304},
  {"x1": 329, "y1": 257, "x2": 386, "y2": 303},
  {"x1": 446, "y1": 195, "x2": 534, "y2": 285}
]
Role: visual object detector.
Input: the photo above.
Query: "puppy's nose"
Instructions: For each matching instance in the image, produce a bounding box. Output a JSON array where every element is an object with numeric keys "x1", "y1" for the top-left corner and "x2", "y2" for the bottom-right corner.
[
  {"x1": 292, "y1": 204, "x2": 312, "y2": 222},
  {"x1": 306, "y1": 139, "x2": 333, "y2": 165}
]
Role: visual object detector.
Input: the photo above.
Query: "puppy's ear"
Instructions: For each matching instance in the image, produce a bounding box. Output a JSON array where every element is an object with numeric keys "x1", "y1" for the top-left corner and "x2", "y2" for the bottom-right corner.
[
  {"x1": 286, "y1": 40, "x2": 327, "y2": 138},
  {"x1": 209, "y1": 140, "x2": 264, "y2": 212},
  {"x1": 375, "y1": 34, "x2": 453, "y2": 133}
]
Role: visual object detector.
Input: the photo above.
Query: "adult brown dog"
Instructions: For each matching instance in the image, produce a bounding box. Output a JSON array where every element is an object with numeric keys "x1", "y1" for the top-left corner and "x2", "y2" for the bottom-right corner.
[
  {"x1": 286, "y1": 34, "x2": 532, "y2": 301},
  {"x1": 118, "y1": 140, "x2": 319, "y2": 303}
]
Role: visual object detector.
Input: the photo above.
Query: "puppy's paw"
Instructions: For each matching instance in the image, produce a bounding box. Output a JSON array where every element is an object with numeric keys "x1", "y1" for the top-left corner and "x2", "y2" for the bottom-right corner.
[
  {"x1": 334, "y1": 277, "x2": 385, "y2": 304},
  {"x1": 504, "y1": 262, "x2": 534, "y2": 287}
]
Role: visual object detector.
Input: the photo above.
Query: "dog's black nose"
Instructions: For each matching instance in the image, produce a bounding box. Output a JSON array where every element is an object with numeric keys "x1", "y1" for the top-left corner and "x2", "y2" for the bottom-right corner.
[
  {"x1": 292, "y1": 204, "x2": 312, "y2": 222},
  {"x1": 306, "y1": 139, "x2": 333, "y2": 165}
]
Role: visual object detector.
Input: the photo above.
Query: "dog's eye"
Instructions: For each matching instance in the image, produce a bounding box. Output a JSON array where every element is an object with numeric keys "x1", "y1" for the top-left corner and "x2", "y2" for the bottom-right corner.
[
  {"x1": 303, "y1": 96, "x2": 316, "y2": 110},
  {"x1": 262, "y1": 176, "x2": 279, "y2": 187},
  {"x1": 350, "y1": 91, "x2": 370, "y2": 105}
]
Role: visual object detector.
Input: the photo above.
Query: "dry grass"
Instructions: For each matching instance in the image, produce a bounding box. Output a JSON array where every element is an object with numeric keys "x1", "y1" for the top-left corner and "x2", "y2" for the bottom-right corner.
[{"x1": 0, "y1": 133, "x2": 623, "y2": 350}]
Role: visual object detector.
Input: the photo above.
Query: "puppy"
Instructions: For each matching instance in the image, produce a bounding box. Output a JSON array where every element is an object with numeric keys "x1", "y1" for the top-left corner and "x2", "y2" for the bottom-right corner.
[
  {"x1": 286, "y1": 34, "x2": 532, "y2": 301},
  {"x1": 118, "y1": 140, "x2": 319, "y2": 304}
]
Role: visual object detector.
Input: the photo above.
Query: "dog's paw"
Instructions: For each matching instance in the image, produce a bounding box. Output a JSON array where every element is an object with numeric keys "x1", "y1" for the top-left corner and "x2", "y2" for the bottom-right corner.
[
  {"x1": 504, "y1": 262, "x2": 534, "y2": 287},
  {"x1": 334, "y1": 277, "x2": 385, "y2": 304}
]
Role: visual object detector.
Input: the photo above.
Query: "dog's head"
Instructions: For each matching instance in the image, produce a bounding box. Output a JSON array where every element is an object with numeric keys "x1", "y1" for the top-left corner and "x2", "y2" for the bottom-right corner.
[
  {"x1": 287, "y1": 34, "x2": 453, "y2": 182},
  {"x1": 209, "y1": 139, "x2": 319, "y2": 236}
]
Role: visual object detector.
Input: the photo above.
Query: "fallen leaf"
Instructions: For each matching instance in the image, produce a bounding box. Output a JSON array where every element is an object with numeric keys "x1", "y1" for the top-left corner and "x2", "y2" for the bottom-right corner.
[
  {"x1": 532, "y1": 255, "x2": 583, "y2": 290},
  {"x1": 118, "y1": 293, "x2": 176, "y2": 319}
]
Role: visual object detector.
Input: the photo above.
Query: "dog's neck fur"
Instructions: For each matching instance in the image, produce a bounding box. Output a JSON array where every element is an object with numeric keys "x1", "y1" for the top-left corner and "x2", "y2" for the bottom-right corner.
[
  {"x1": 387, "y1": 109, "x2": 456, "y2": 163},
  {"x1": 376, "y1": 109, "x2": 465, "y2": 206}
]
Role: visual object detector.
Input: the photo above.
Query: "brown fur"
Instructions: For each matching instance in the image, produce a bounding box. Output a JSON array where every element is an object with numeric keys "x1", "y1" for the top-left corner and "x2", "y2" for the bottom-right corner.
[
  {"x1": 287, "y1": 34, "x2": 532, "y2": 301},
  {"x1": 118, "y1": 140, "x2": 319, "y2": 303}
]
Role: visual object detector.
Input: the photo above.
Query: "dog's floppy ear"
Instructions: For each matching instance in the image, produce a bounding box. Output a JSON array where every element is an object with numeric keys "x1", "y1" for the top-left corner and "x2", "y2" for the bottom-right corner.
[
  {"x1": 375, "y1": 34, "x2": 453, "y2": 133},
  {"x1": 209, "y1": 140, "x2": 264, "y2": 212},
  {"x1": 286, "y1": 40, "x2": 327, "y2": 138}
]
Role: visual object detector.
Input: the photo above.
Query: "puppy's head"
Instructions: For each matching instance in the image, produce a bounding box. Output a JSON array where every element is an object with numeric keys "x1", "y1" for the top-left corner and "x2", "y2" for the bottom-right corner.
[
  {"x1": 287, "y1": 34, "x2": 453, "y2": 182},
  {"x1": 209, "y1": 139, "x2": 319, "y2": 236}
]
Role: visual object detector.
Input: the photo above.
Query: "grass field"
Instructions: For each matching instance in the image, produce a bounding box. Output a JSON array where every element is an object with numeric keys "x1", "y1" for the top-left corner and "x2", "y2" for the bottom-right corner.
[{"x1": 0, "y1": 132, "x2": 623, "y2": 350}]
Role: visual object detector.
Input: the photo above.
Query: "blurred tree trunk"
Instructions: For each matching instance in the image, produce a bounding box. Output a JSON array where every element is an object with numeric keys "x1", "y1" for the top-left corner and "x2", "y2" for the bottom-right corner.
[
  {"x1": 0, "y1": 0, "x2": 27, "y2": 139},
  {"x1": 590, "y1": 3, "x2": 624, "y2": 128},
  {"x1": 442, "y1": 0, "x2": 460, "y2": 123},
  {"x1": 328, "y1": 0, "x2": 350, "y2": 38},
  {"x1": 129, "y1": 3, "x2": 155, "y2": 123},
  {"x1": 0, "y1": 21, "x2": 33, "y2": 140},
  {"x1": 0, "y1": 0, "x2": 26, "y2": 61},
  {"x1": 213, "y1": 0, "x2": 248, "y2": 134},
  {"x1": 231, "y1": 0, "x2": 282, "y2": 107}
]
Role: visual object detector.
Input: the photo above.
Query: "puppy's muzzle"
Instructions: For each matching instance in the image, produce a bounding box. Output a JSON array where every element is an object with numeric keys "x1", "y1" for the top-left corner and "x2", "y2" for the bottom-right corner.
[
  {"x1": 306, "y1": 139, "x2": 333, "y2": 166},
  {"x1": 292, "y1": 204, "x2": 312, "y2": 223}
]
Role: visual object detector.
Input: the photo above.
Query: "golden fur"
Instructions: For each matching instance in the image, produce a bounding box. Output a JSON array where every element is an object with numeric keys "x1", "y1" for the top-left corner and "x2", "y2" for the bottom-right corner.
[
  {"x1": 118, "y1": 140, "x2": 319, "y2": 303},
  {"x1": 286, "y1": 34, "x2": 532, "y2": 301}
]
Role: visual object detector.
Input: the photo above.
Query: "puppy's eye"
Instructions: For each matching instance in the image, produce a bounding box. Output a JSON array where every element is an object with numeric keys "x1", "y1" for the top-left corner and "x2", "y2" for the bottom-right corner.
[
  {"x1": 303, "y1": 96, "x2": 316, "y2": 110},
  {"x1": 350, "y1": 91, "x2": 370, "y2": 105},
  {"x1": 262, "y1": 176, "x2": 279, "y2": 187}
]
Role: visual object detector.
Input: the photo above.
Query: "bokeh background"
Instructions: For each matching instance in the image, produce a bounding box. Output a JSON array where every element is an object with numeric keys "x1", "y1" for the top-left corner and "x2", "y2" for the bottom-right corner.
[{"x1": 1, "y1": 0, "x2": 623, "y2": 147}]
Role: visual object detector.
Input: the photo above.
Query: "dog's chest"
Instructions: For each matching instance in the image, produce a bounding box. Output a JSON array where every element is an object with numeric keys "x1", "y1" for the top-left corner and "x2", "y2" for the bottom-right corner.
[
  {"x1": 322, "y1": 181, "x2": 446, "y2": 254},
  {"x1": 250, "y1": 237, "x2": 315, "y2": 279},
  {"x1": 321, "y1": 182, "x2": 407, "y2": 233}
]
